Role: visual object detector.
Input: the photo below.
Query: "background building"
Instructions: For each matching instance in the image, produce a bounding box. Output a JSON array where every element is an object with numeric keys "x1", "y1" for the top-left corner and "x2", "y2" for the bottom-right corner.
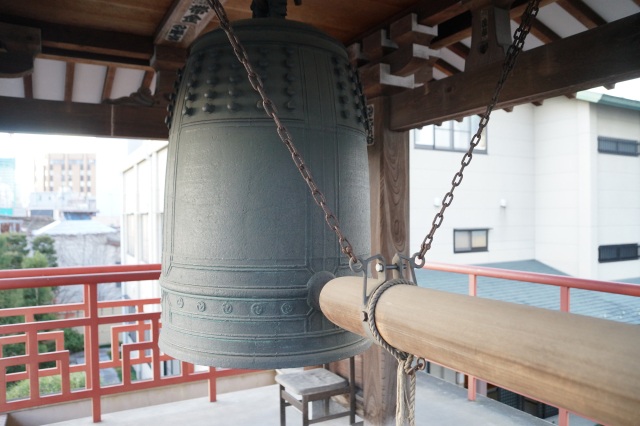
[
  {"x1": 120, "y1": 140, "x2": 168, "y2": 303},
  {"x1": 410, "y1": 92, "x2": 640, "y2": 282},
  {"x1": 34, "y1": 153, "x2": 97, "y2": 196}
]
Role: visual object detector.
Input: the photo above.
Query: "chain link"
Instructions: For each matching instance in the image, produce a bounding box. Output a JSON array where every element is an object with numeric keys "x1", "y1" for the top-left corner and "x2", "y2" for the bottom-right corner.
[
  {"x1": 207, "y1": 0, "x2": 360, "y2": 265},
  {"x1": 416, "y1": 0, "x2": 540, "y2": 260}
]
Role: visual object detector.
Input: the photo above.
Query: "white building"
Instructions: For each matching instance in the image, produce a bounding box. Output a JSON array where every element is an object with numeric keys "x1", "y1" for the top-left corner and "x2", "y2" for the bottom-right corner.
[
  {"x1": 121, "y1": 141, "x2": 168, "y2": 302},
  {"x1": 410, "y1": 92, "x2": 640, "y2": 282}
]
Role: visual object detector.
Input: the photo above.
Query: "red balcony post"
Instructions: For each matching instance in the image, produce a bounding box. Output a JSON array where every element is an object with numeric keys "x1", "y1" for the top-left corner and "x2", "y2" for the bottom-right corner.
[
  {"x1": 85, "y1": 283, "x2": 102, "y2": 423},
  {"x1": 560, "y1": 286, "x2": 570, "y2": 312},
  {"x1": 208, "y1": 367, "x2": 217, "y2": 402},
  {"x1": 468, "y1": 273, "x2": 478, "y2": 402},
  {"x1": 558, "y1": 408, "x2": 569, "y2": 426},
  {"x1": 27, "y1": 324, "x2": 39, "y2": 403}
]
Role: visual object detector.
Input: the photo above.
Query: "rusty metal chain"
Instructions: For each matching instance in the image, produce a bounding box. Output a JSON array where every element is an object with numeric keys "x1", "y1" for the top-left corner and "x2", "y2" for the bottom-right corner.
[
  {"x1": 415, "y1": 0, "x2": 540, "y2": 262},
  {"x1": 207, "y1": 0, "x2": 360, "y2": 266}
]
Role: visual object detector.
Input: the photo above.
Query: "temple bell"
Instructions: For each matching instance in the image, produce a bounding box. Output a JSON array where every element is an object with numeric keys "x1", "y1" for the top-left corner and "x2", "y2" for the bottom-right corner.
[{"x1": 158, "y1": 18, "x2": 372, "y2": 369}]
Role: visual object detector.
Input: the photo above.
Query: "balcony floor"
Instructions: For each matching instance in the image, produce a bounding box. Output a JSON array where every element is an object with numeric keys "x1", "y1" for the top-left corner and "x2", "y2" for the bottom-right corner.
[{"x1": 40, "y1": 372, "x2": 594, "y2": 426}]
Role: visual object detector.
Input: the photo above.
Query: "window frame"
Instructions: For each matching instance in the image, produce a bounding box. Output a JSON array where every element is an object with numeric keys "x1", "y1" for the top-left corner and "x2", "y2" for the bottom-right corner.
[
  {"x1": 453, "y1": 228, "x2": 489, "y2": 254},
  {"x1": 597, "y1": 136, "x2": 639, "y2": 157},
  {"x1": 413, "y1": 115, "x2": 488, "y2": 153},
  {"x1": 598, "y1": 244, "x2": 640, "y2": 263}
]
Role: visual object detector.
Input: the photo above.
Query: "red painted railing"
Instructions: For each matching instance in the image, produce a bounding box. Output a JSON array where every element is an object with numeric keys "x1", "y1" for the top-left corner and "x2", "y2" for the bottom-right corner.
[
  {"x1": 0, "y1": 264, "x2": 252, "y2": 423},
  {"x1": 423, "y1": 261, "x2": 640, "y2": 426},
  {"x1": 2, "y1": 262, "x2": 638, "y2": 425}
]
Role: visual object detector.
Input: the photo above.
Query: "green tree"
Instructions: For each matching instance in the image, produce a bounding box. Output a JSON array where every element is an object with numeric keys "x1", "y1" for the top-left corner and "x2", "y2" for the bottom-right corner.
[
  {"x1": 31, "y1": 235, "x2": 58, "y2": 267},
  {"x1": 0, "y1": 233, "x2": 29, "y2": 269},
  {"x1": 0, "y1": 233, "x2": 62, "y2": 378},
  {"x1": 22, "y1": 251, "x2": 50, "y2": 269}
]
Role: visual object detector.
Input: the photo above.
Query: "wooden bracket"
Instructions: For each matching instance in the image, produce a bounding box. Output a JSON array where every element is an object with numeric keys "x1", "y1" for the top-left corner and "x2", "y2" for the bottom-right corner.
[
  {"x1": 389, "y1": 14, "x2": 438, "y2": 47},
  {"x1": 0, "y1": 23, "x2": 41, "y2": 77},
  {"x1": 362, "y1": 29, "x2": 398, "y2": 63},
  {"x1": 352, "y1": 13, "x2": 439, "y2": 98},
  {"x1": 465, "y1": 0, "x2": 514, "y2": 70}
]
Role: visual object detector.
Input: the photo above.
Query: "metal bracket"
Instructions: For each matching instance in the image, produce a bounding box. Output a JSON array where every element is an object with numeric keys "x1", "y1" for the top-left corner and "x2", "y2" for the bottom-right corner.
[{"x1": 356, "y1": 252, "x2": 419, "y2": 319}]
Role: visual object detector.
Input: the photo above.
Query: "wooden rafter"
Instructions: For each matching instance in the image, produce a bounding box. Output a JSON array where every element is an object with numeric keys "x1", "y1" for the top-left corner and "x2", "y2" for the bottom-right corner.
[
  {"x1": 447, "y1": 42, "x2": 470, "y2": 59},
  {"x1": 390, "y1": 13, "x2": 640, "y2": 130},
  {"x1": 101, "y1": 66, "x2": 116, "y2": 102},
  {"x1": 557, "y1": 0, "x2": 606, "y2": 29},
  {"x1": 0, "y1": 15, "x2": 152, "y2": 63},
  {"x1": 434, "y1": 58, "x2": 461, "y2": 76},
  {"x1": 141, "y1": 70, "x2": 155, "y2": 91},
  {"x1": 64, "y1": 62, "x2": 75, "y2": 102},
  {"x1": 514, "y1": 16, "x2": 561, "y2": 43},
  {"x1": 22, "y1": 74, "x2": 33, "y2": 99}
]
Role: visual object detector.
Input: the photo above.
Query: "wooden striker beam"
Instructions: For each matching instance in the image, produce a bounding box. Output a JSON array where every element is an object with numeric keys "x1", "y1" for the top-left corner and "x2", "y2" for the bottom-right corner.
[{"x1": 319, "y1": 277, "x2": 640, "y2": 426}]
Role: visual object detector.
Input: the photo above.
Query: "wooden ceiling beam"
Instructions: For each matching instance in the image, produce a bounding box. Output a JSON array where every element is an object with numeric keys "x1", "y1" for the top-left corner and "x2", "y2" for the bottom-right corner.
[
  {"x1": 39, "y1": 47, "x2": 152, "y2": 71},
  {"x1": 389, "y1": 13, "x2": 640, "y2": 130},
  {"x1": 557, "y1": 0, "x2": 606, "y2": 29},
  {"x1": 155, "y1": 0, "x2": 217, "y2": 47},
  {"x1": 0, "y1": 96, "x2": 168, "y2": 139},
  {"x1": 0, "y1": 15, "x2": 153, "y2": 61},
  {"x1": 413, "y1": 0, "x2": 470, "y2": 27}
]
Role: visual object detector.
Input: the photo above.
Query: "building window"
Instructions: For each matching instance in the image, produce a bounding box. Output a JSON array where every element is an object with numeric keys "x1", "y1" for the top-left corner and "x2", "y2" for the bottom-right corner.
[
  {"x1": 454, "y1": 229, "x2": 489, "y2": 253},
  {"x1": 413, "y1": 115, "x2": 487, "y2": 152},
  {"x1": 126, "y1": 214, "x2": 136, "y2": 257},
  {"x1": 140, "y1": 214, "x2": 149, "y2": 263},
  {"x1": 598, "y1": 137, "x2": 639, "y2": 156},
  {"x1": 598, "y1": 244, "x2": 639, "y2": 263}
]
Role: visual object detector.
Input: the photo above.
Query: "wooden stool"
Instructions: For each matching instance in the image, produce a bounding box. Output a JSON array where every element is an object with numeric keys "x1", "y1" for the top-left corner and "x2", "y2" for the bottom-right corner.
[{"x1": 276, "y1": 357, "x2": 356, "y2": 426}]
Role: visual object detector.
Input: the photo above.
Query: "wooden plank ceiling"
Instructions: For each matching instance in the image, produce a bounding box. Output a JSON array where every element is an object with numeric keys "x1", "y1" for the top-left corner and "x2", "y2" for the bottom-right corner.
[{"x1": 0, "y1": 0, "x2": 639, "y2": 139}]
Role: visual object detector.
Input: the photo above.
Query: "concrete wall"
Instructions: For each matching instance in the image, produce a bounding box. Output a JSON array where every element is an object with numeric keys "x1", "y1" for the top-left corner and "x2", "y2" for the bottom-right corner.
[
  {"x1": 533, "y1": 96, "x2": 595, "y2": 277},
  {"x1": 410, "y1": 105, "x2": 536, "y2": 264},
  {"x1": 594, "y1": 104, "x2": 640, "y2": 280},
  {"x1": 411, "y1": 94, "x2": 640, "y2": 282}
]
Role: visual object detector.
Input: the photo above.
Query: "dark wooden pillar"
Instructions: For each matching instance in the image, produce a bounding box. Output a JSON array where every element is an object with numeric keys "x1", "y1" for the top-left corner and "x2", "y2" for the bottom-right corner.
[{"x1": 363, "y1": 95, "x2": 410, "y2": 425}]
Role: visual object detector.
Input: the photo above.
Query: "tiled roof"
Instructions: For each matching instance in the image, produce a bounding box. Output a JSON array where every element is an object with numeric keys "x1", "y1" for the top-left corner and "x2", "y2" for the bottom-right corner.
[
  {"x1": 415, "y1": 260, "x2": 640, "y2": 325},
  {"x1": 33, "y1": 220, "x2": 117, "y2": 236}
]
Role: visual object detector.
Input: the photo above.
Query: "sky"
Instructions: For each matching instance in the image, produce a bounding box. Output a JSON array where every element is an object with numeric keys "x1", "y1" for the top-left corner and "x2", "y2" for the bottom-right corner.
[{"x1": 586, "y1": 77, "x2": 640, "y2": 101}]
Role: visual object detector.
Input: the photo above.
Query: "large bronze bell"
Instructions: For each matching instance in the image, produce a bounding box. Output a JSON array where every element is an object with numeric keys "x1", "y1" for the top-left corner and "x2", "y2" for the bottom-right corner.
[{"x1": 158, "y1": 18, "x2": 371, "y2": 369}]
